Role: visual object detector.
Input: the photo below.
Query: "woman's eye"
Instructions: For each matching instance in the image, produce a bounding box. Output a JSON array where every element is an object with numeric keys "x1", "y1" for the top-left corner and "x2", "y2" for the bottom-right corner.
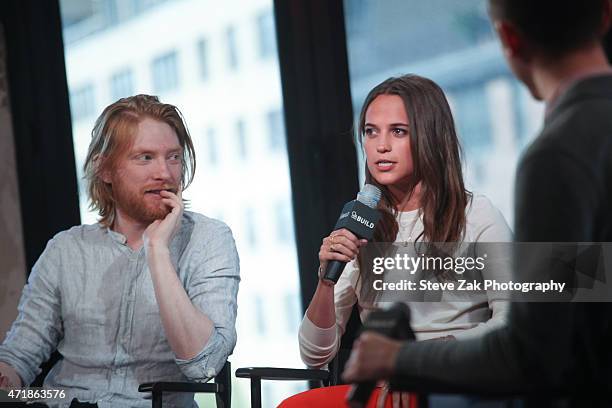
[
  {"x1": 393, "y1": 128, "x2": 407, "y2": 136},
  {"x1": 364, "y1": 128, "x2": 376, "y2": 137},
  {"x1": 138, "y1": 154, "x2": 152, "y2": 161},
  {"x1": 169, "y1": 153, "x2": 181, "y2": 161}
]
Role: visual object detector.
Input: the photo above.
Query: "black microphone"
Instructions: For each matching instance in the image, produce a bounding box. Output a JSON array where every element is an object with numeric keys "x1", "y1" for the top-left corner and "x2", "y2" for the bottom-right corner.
[
  {"x1": 346, "y1": 303, "x2": 415, "y2": 408},
  {"x1": 323, "y1": 184, "x2": 382, "y2": 284}
]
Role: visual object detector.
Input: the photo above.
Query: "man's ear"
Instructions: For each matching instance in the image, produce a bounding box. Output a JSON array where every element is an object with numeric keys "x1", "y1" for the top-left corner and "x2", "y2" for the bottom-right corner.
[
  {"x1": 494, "y1": 20, "x2": 525, "y2": 59},
  {"x1": 101, "y1": 169, "x2": 112, "y2": 184},
  {"x1": 95, "y1": 156, "x2": 112, "y2": 184}
]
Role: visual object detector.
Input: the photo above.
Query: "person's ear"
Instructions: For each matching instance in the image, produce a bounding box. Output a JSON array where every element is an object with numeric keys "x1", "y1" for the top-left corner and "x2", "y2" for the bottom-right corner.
[
  {"x1": 101, "y1": 170, "x2": 112, "y2": 184},
  {"x1": 96, "y1": 156, "x2": 112, "y2": 184},
  {"x1": 494, "y1": 20, "x2": 525, "y2": 59}
]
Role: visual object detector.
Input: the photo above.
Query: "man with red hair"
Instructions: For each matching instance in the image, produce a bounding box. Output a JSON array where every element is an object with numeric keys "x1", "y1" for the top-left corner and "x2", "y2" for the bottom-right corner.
[{"x1": 0, "y1": 95, "x2": 240, "y2": 408}]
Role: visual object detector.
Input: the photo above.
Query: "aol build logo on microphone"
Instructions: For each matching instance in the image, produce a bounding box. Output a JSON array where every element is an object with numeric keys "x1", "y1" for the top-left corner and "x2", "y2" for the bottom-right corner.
[{"x1": 351, "y1": 211, "x2": 375, "y2": 229}]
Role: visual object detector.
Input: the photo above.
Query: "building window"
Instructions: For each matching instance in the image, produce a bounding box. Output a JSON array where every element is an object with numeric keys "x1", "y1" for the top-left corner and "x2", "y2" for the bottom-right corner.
[
  {"x1": 274, "y1": 200, "x2": 293, "y2": 242},
  {"x1": 256, "y1": 8, "x2": 276, "y2": 59},
  {"x1": 70, "y1": 84, "x2": 96, "y2": 121},
  {"x1": 225, "y1": 26, "x2": 239, "y2": 70},
  {"x1": 236, "y1": 119, "x2": 247, "y2": 159},
  {"x1": 244, "y1": 207, "x2": 257, "y2": 248},
  {"x1": 206, "y1": 128, "x2": 218, "y2": 166},
  {"x1": 253, "y1": 295, "x2": 266, "y2": 335},
  {"x1": 151, "y1": 50, "x2": 179, "y2": 93},
  {"x1": 284, "y1": 293, "x2": 300, "y2": 332},
  {"x1": 453, "y1": 85, "x2": 492, "y2": 152},
  {"x1": 196, "y1": 38, "x2": 209, "y2": 81},
  {"x1": 110, "y1": 68, "x2": 134, "y2": 101},
  {"x1": 266, "y1": 109, "x2": 285, "y2": 151}
]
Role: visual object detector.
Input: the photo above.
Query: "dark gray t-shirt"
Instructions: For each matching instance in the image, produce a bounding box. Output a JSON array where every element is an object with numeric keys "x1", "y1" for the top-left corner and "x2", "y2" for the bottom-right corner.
[{"x1": 394, "y1": 75, "x2": 612, "y2": 396}]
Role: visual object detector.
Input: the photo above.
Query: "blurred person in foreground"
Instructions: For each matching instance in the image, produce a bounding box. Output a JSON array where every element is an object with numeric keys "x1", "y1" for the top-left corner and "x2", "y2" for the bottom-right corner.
[
  {"x1": 343, "y1": 0, "x2": 612, "y2": 405},
  {"x1": 0, "y1": 95, "x2": 240, "y2": 408}
]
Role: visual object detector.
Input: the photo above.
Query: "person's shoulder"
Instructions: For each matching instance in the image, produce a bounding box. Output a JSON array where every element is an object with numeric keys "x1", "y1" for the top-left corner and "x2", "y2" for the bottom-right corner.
[
  {"x1": 181, "y1": 212, "x2": 239, "y2": 266},
  {"x1": 48, "y1": 223, "x2": 104, "y2": 246},
  {"x1": 466, "y1": 193, "x2": 498, "y2": 218},
  {"x1": 183, "y1": 211, "x2": 233, "y2": 238},
  {"x1": 536, "y1": 87, "x2": 612, "y2": 159},
  {"x1": 465, "y1": 193, "x2": 512, "y2": 241}
]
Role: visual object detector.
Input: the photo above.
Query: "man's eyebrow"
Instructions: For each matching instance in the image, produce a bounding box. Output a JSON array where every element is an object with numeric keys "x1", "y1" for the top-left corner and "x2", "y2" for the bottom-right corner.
[
  {"x1": 130, "y1": 149, "x2": 154, "y2": 155},
  {"x1": 130, "y1": 147, "x2": 183, "y2": 154}
]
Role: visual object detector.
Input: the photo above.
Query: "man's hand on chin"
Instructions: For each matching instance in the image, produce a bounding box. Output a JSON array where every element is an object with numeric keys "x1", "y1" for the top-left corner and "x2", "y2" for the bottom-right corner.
[
  {"x1": 144, "y1": 189, "x2": 184, "y2": 251},
  {"x1": 341, "y1": 332, "x2": 403, "y2": 383}
]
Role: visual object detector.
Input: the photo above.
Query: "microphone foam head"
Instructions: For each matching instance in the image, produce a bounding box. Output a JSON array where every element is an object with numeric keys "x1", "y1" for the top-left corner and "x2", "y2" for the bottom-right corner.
[{"x1": 357, "y1": 184, "x2": 382, "y2": 209}]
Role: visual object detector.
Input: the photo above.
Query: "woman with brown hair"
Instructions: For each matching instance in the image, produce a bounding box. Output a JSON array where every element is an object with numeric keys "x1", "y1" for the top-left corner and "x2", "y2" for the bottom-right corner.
[{"x1": 286, "y1": 75, "x2": 511, "y2": 407}]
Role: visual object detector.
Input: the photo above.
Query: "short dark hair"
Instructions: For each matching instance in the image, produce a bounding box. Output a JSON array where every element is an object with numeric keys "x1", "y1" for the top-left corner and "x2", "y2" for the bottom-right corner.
[{"x1": 488, "y1": 0, "x2": 607, "y2": 56}]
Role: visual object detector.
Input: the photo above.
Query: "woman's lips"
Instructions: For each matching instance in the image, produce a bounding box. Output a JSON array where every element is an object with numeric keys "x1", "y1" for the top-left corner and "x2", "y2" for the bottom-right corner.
[{"x1": 375, "y1": 160, "x2": 397, "y2": 171}]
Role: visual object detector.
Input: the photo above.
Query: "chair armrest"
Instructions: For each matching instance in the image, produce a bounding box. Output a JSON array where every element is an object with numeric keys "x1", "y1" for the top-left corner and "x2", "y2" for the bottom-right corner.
[
  {"x1": 138, "y1": 381, "x2": 221, "y2": 394},
  {"x1": 236, "y1": 367, "x2": 331, "y2": 408},
  {"x1": 235, "y1": 367, "x2": 330, "y2": 382}
]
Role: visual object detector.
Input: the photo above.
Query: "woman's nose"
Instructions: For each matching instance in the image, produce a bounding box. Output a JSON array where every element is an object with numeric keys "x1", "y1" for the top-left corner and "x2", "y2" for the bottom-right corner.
[{"x1": 376, "y1": 134, "x2": 391, "y2": 152}]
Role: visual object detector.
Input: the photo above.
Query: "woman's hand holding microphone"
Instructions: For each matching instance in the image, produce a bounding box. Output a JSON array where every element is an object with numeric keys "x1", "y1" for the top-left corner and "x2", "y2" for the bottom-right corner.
[{"x1": 318, "y1": 228, "x2": 368, "y2": 285}]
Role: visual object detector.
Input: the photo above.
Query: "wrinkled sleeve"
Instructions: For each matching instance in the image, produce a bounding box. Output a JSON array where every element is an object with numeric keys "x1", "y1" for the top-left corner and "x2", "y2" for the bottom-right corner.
[
  {"x1": 0, "y1": 238, "x2": 63, "y2": 385},
  {"x1": 298, "y1": 261, "x2": 359, "y2": 368},
  {"x1": 175, "y1": 223, "x2": 240, "y2": 381}
]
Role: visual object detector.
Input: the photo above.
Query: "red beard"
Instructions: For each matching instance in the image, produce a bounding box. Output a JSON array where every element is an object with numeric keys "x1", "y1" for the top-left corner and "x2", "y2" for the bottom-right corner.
[{"x1": 112, "y1": 179, "x2": 176, "y2": 224}]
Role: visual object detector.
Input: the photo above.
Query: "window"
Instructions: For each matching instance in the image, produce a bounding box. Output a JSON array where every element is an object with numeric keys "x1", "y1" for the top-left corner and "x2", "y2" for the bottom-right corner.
[
  {"x1": 266, "y1": 109, "x2": 285, "y2": 151},
  {"x1": 61, "y1": 1, "x2": 302, "y2": 405},
  {"x1": 253, "y1": 295, "x2": 267, "y2": 335},
  {"x1": 70, "y1": 84, "x2": 96, "y2": 120},
  {"x1": 205, "y1": 127, "x2": 218, "y2": 166},
  {"x1": 196, "y1": 38, "x2": 210, "y2": 81},
  {"x1": 274, "y1": 200, "x2": 293, "y2": 242},
  {"x1": 151, "y1": 50, "x2": 179, "y2": 93},
  {"x1": 110, "y1": 69, "x2": 134, "y2": 101},
  {"x1": 452, "y1": 85, "x2": 492, "y2": 153},
  {"x1": 283, "y1": 293, "x2": 300, "y2": 332},
  {"x1": 256, "y1": 8, "x2": 276, "y2": 59},
  {"x1": 244, "y1": 207, "x2": 257, "y2": 248},
  {"x1": 236, "y1": 118, "x2": 247, "y2": 159},
  {"x1": 225, "y1": 26, "x2": 239, "y2": 70}
]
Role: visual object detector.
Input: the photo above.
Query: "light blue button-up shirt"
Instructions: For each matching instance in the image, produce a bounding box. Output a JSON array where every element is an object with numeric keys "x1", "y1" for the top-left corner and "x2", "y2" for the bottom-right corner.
[{"x1": 0, "y1": 212, "x2": 240, "y2": 408}]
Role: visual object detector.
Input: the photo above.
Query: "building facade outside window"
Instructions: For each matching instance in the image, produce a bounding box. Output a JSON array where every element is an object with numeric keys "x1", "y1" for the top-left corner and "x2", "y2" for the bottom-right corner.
[
  {"x1": 196, "y1": 38, "x2": 210, "y2": 81},
  {"x1": 69, "y1": 84, "x2": 96, "y2": 120},
  {"x1": 109, "y1": 68, "x2": 134, "y2": 101},
  {"x1": 60, "y1": 1, "x2": 301, "y2": 406},
  {"x1": 151, "y1": 50, "x2": 179, "y2": 93}
]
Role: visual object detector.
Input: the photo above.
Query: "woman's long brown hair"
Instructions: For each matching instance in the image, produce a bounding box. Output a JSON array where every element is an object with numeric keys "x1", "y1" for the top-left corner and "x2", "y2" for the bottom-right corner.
[{"x1": 356, "y1": 75, "x2": 471, "y2": 302}]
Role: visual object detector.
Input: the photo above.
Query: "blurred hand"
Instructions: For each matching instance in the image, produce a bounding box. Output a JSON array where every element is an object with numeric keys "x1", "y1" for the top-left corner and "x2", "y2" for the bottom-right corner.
[
  {"x1": 342, "y1": 332, "x2": 403, "y2": 383},
  {"x1": 0, "y1": 362, "x2": 22, "y2": 390}
]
